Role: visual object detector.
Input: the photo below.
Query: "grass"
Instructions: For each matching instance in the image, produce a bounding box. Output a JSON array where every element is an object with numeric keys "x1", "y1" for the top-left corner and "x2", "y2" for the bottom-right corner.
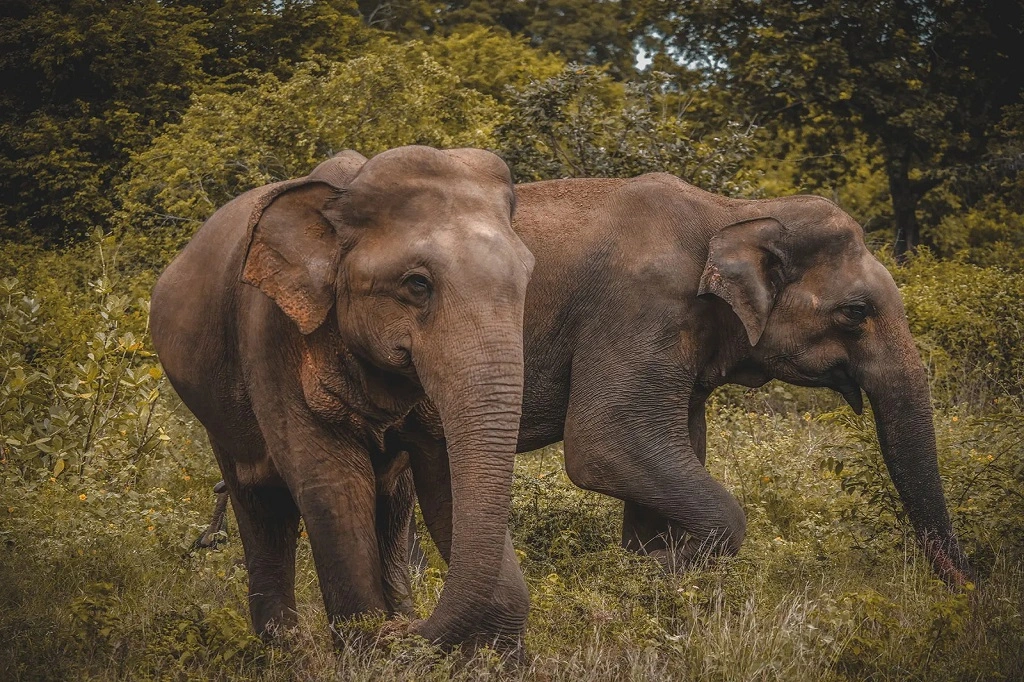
[{"x1": 3, "y1": 387, "x2": 1022, "y2": 681}]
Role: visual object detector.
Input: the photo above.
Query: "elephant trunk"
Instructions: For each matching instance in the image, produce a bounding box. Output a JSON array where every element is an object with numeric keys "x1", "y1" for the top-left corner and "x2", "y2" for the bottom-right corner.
[
  {"x1": 861, "y1": 336, "x2": 972, "y2": 587},
  {"x1": 415, "y1": 323, "x2": 527, "y2": 644}
]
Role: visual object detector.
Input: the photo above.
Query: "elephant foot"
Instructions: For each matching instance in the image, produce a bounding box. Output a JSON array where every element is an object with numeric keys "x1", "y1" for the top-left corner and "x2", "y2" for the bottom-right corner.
[
  {"x1": 459, "y1": 630, "x2": 528, "y2": 663},
  {"x1": 377, "y1": 615, "x2": 424, "y2": 640},
  {"x1": 255, "y1": 612, "x2": 301, "y2": 646},
  {"x1": 642, "y1": 533, "x2": 732, "y2": 573}
]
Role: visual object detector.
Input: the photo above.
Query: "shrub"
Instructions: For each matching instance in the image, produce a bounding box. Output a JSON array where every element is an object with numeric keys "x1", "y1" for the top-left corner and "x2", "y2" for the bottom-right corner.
[{"x1": 887, "y1": 250, "x2": 1024, "y2": 402}]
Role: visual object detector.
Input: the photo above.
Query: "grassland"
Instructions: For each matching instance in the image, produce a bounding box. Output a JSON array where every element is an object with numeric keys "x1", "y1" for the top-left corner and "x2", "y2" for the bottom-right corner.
[{"x1": 1, "y1": 239, "x2": 1022, "y2": 681}]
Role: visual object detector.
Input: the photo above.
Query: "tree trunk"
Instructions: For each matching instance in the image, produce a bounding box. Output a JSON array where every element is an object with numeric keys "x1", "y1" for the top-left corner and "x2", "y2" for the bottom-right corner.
[{"x1": 885, "y1": 149, "x2": 921, "y2": 260}]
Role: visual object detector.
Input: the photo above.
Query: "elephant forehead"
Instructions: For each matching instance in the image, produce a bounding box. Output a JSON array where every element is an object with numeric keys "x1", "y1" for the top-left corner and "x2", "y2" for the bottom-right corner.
[
  {"x1": 345, "y1": 180, "x2": 510, "y2": 226},
  {"x1": 417, "y1": 223, "x2": 525, "y2": 269}
]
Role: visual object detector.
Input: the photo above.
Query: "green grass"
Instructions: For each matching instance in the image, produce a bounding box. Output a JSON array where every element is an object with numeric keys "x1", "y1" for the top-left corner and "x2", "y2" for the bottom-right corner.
[
  {"x1": 3, "y1": 389, "x2": 1022, "y2": 681},
  {"x1": 3, "y1": 239, "x2": 1023, "y2": 679}
]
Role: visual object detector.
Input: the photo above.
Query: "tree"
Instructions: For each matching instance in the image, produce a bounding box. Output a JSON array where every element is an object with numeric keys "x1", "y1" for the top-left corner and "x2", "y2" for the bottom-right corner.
[
  {"x1": 359, "y1": 0, "x2": 640, "y2": 76},
  {"x1": 640, "y1": 0, "x2": 1024, "y2": 256},
  {"x1": 494, "y1": 65, "x2": 757, "y2": 194},
  {"x1": 0, "y1": 0, "x2": 209, "y2": 243},
  {"x1": 0, "y1": 0, "x2": 371, "y2": 245},
  {"x1": 167, "y1": 0, "x2": 369, "y2": 78},
  {"x1": 115, "y1": 40, "x2": 502, "y2": 246}
]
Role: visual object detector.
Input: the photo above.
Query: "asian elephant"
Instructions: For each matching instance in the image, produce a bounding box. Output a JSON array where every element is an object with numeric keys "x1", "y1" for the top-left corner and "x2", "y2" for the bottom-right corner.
[
  {"x1": 505, "y1": 173, "x2": 971, "y2": 584},
  {"x1": 391, "y1": 171, "x2": 971, "y2": 588},
  {"x1": 150, "y1": 146, "x2": 535, "y2": 648}
]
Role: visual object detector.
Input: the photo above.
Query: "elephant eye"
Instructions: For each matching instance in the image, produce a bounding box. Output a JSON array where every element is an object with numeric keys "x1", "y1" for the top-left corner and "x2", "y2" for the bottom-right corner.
[
  {"x1": 838, "y1": 302, "x2": 869, "y2": 325},
  {"x1": 401, "y1": 273, "x2": 432, "y2": 303}
]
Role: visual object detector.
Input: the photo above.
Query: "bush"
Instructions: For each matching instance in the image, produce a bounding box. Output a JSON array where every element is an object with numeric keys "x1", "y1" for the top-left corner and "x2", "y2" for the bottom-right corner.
[
  {"x1": 888, "y1": 250, "x2": 1024, "y2": 402},
  {"x1": 494, "y1": 65, "x2": 759, "y2": 195}
]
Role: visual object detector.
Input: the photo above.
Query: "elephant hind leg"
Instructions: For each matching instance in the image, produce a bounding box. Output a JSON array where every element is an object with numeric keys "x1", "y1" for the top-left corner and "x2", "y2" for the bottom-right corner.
[{"x1": 217, "y1": 464, "x2": 301, "y2": 637}]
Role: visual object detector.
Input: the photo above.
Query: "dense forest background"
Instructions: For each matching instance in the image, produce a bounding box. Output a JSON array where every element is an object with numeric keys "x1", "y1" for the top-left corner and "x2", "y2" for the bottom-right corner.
[{"x1": 2, "y1": 1, "x2": 1024, "y2": 680}]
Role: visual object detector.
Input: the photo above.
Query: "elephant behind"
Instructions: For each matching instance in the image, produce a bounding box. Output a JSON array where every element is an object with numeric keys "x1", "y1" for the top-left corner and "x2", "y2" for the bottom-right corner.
[
  {"x1": 498, "y1": 173, "x2": 971, "y2": 585},
  {"x1": 150, "y1": 146, "x2": 535, "y2": 648}
]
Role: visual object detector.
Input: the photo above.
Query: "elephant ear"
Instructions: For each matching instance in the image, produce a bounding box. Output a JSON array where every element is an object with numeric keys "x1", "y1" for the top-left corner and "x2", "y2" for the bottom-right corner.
[
  {"x1": 242, "y1": 152, "x2": 367, "y2": 334},
  {"x1": 698, "y1": 216, "x2": 788, "y2": 346}
]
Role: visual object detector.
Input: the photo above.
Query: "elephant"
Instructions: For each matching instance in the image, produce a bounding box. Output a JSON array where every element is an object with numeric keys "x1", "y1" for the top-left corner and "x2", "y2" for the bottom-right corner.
[
  {"x1": 150, "y1": 146, "x2": 535, "y2": 649},
  {"x1": 497, "y1": 173, "x2": 972, "y2": 584},
  {"x1": 388, "y1": 171, "x2": 970, "y2": 588}
]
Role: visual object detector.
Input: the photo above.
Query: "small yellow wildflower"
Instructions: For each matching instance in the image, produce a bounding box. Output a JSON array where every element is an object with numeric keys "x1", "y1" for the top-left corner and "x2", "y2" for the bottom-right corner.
[
  {"x1": 183, "y1": 475, "x2": 191, "y2": 481},
  {"x1": 147, "y1": 525, "x2": 155, "y2": 532},
  {"x1": 79, "y1": 494, "x2": 87, "y2": 501},
  {"x1": 300, "y1": 530, "x2": 308, "y2": 538},
  {"x1": 7, "y1": 507, "x2": 14, "y2": 513},
  {"x1": 951, "y1": 415, "x2": 959, "y2": 423}
]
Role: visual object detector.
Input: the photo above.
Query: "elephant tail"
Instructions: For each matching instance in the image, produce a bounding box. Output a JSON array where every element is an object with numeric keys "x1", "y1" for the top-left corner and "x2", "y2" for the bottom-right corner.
[{"x1": 190, "y1": 481, "x2": 230, "y2": 551}]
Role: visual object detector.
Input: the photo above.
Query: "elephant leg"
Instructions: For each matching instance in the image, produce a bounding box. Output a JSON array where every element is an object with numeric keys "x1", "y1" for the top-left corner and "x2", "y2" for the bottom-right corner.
[
  {"x1": 211, "y1": 437, "x2": 300, "y2": 637},
  {"x1": 209, "y1": 438, "x2": 300, "y2": 636},
  {"x1": 620, "y1": 387, "x2": 711, "y2": 567},
  {"x1": 292, "y1": 470, "x2": 387, "y2": 633},
  {"x1": 260, "y1": 426, "x2": 388, "y2": 639},
  {"x1": 564, "y1": 348, "x2": 745, "y2": 568},
  {"x1": 403, "y1": 430, "x2": 529, "y2": 647},
  {"x1": 374, "y1": 457, "x2": 417, "y2": 617},
  {"x1": 230, "y1": 484, "x2": 301, "y2": 636}
]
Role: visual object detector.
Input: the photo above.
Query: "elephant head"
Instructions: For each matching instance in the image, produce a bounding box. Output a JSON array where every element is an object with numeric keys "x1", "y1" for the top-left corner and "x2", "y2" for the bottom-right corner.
[
  {"x1": 699, "y1": 196, "x2": 971, "y2": 586},
  {"x1": 240, "y1": 146, "x2": 534, "y2": 639}
]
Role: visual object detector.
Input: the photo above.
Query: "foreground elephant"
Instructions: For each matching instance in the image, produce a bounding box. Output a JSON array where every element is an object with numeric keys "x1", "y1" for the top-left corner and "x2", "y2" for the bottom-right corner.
[
  {"x1": 150, "y1": 146, "x2": 534, "y2": 647},
  {"x1": 392, "y1": 171, "x2": 970, "y2": 589}
]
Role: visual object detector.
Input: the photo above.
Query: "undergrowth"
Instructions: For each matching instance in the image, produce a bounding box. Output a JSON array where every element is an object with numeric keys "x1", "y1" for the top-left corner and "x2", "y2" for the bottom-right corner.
[{"x1": 2, "y1": 234, "x2": 1023, "y2": 680}]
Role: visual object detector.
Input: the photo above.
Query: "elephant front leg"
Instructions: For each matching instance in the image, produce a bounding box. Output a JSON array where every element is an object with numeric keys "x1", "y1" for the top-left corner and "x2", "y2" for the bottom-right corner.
[
  {"x1": 272, "y1": 432, "x2": 389, "y2": 643},
  {"x1": 565, "y1": 348, "x2": 746, "y2": 569},
  {"x1": 620, "y1": 388, "x2": 712, "y2": 569}
]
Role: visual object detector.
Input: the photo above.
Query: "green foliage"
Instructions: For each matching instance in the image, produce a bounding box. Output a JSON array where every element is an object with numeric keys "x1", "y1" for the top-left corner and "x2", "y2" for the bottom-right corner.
[
  {"x1": 0, "y1": 0, "x2": 210, "y2": 243},
  {"x1": 0, "y1": 242, "x2": 168, "y2": 482},
  {"x1": 495, "y1": 65, "x2": 758, "y2": 194},
  {"x1": 890, "y1": 250, "x2": 1024, "y2": 401},
  {"x1": 361, "y1": 0, "x2": 639, "y2": 76},
  {"x1": 422, "y1": 27, "x2": 565, "y2": 99},
  {"x1": 115, "y1": 40, "x2": 501, "y2": 249},
  {"x1": 640, "y1": 0, "x2": 1024, "y2": 254},
  {"x1": 173, "y1": 0, "x2": 370, "y2": 78}
]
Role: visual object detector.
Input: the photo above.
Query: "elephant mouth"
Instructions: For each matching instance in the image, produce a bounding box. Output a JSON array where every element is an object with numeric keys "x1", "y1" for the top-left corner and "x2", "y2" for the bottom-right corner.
[
  {"x1": 826, "y1": 365, "x2": 863, "y2": 414},
  {"x1": 759, "y1": 356, "x2": 863, "y2": 413}
]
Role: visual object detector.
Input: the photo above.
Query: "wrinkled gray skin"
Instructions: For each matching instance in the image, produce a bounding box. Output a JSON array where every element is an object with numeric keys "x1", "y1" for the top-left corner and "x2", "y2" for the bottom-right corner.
[
  {"x1": 150, "y1": 146, "x2": 535, "y2": 648},
  {"x1": 393, "y1": 173, "x2": 971, "y2": 590}
]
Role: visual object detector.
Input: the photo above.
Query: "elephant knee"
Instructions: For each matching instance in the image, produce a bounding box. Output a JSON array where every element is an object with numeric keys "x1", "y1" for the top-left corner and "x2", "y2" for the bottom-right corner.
[{"x1": 704, "y1": 506, "x2": 746, "y2": 556}]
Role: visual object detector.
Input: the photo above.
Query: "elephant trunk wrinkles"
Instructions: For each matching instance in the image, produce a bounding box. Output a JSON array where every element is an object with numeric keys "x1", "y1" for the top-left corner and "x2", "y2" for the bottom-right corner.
[
  {"x1": 862, "y1": 337, "x2": 972, "y2": 587},
  {"x1": 417, "y1": 326, "x2": 526, "y2": 644}
]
